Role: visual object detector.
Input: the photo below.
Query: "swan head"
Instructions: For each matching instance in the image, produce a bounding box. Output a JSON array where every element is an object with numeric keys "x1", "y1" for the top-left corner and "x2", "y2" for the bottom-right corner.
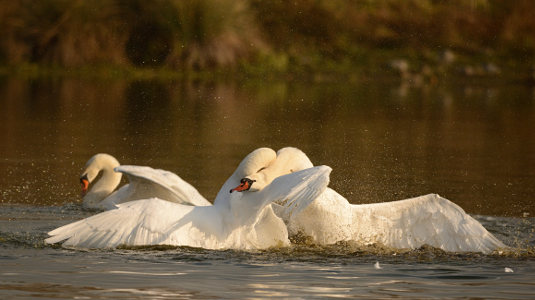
[
  {"x1": 230, "y1": 147, "x2": 314, "y2": 193},
  {"x1": 80, "y1": 153, "x2": 121, "y2": 196},
  {"x1": 230, "y1": 178, "x2": 256, "y2": 193},
  {"x1": 80, "y1": 174, "x2": 90, "y2": 196}
]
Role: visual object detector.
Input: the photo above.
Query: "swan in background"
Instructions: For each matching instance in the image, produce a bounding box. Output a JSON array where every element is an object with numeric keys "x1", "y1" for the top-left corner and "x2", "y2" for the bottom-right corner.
[
  {"x1": 231, "y1": 147, "x2": 506, "y2": 254},
  {"x1": 79, "y1": 153, "x2": 211, "y2": 210},
  {"x1": 46, "y1": 166, "x2": 332, "y2": 250}
]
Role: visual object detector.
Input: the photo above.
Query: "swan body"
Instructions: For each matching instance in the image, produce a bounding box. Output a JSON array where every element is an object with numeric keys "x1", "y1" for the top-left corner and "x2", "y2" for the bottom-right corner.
[
  {"x1": 80, "y1": 154, "x2": 211, "y2": 209},
  {"x1": 235, "y1": 148, "x2": 506, "y2": 253},
  {"x1": 46, "y1": 166, "x2": 332, "y2": 249}
]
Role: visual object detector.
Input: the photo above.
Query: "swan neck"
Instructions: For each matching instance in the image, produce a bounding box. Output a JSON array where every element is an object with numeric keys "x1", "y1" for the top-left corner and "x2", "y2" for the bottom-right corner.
[
  {"x1": 213, "y1": 173, "x2": 241, "y2": 209},
  {"x1": 83, "y1": 168, "x2": 122, "y2": 208}
]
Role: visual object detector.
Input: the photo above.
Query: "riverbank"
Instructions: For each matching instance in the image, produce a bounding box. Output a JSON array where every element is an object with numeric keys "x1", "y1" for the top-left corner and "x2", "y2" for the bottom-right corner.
[
  {"x1": 1, "y1": 1, "x2": 534, "y2": 83},
  {"x1": 2, "y1": 49, "x2": 533, "y2": 86}
]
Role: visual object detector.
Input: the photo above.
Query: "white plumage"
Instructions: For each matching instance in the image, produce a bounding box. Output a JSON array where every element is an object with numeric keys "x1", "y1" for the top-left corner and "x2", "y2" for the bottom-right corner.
[
  {"x1": 276, "y1": 190, "x2": 505, "y2": 253},
  {"x1": 53, "y1": 147, "x2": 506, "y2": 253},
  {"x1": 80, "y1": 154, "x2": 211, "y2": 209},
  {"x1": 46, "y1": 166, "x2": 332, "y2": 250},
  {"x1": 100, "y1": 165, "x2": 212, "y2": 209}
]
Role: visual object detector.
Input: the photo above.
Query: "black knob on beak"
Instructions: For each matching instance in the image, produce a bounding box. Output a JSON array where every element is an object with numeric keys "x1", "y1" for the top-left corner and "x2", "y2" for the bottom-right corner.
[{"x1": 230, "y1": 178, "x2": 256, "y2": 193}]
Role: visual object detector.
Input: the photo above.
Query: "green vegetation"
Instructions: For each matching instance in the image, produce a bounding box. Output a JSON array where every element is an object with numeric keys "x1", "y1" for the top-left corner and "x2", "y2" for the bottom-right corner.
[{"x1": 1, "y1": 0, "x2": 534, "y2": 81}]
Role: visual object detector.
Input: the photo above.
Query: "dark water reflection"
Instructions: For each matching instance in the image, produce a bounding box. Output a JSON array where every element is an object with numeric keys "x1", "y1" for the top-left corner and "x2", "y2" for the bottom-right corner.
[{"x1": 1, "y1": 78, "x2": 534, "y2": 216}]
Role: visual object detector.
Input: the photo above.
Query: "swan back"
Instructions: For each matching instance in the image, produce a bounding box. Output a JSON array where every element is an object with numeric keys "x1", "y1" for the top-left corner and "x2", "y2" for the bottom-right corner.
[{"x1": 239, "y1": 147, "x2": 278, "y2": 178}]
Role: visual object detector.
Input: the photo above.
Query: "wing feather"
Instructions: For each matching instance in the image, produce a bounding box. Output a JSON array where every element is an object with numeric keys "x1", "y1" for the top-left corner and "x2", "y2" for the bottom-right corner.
[
  {"x1": 282, "y1": 192, "x2": 505, "y2": 253},
  {"x1": 233, "y1": 166, "x2": 332, "y2": 226},
  {"x1": 114, "y1": 165, "x2": 211, "y2": 206},
  {"x1": 46, "y1": 198, "x2": 196, "y2": 248},
  {"x1": 350, "y1": 194, "x2": 506, "y2": 253}
]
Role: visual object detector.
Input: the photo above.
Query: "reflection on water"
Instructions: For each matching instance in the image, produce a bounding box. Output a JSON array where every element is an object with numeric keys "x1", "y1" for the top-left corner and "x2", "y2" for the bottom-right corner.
[{"x1": 0, "y1": 78, "x2": 534, "y2": 217}]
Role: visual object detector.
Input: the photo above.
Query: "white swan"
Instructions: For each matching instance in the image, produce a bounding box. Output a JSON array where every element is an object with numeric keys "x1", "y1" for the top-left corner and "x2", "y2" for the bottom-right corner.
[
  {"x1": 79, "y1": 153, "x2": 211, "y2": 210},
  {"x1": 232, "y1": 148, "x2": 506, "y2": 254},
  {"x1": 46, "y1": 166, "x2": 331, "y2": 249}
]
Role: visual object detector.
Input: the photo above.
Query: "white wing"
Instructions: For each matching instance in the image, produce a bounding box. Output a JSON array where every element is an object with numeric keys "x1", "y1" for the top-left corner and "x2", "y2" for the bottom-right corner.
[
  {"x1": 287, "y1": 192, "x2": 505, "y2": 253},
  {"x1": 162, "y1": 165, "x2": 333, "y2": 249},
  {"x1": 350, "y1": 194, "x2": 506, "y2": 253},
  {"x1": 230, "y1": 165, "x2": 332, "y2": 226},
  {"x1": 106, "y1": 165, "x2": 211, "y2": 207},
  {"x1": 46, "y1": 166, "x2": 332, "y2": 250},
  {"x1": 46, "y1": 198, "x2": 204, "y2": 248}
]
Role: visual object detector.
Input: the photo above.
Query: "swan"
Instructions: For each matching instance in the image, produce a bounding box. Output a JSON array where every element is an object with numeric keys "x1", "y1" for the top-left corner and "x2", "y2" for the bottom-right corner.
[
  {"x1": 46, "y1": 166, "x2": 332, "y2": 249},
  {"x1": 231, "y1": 148, "x2": 506, "y2": 254},
  {"x1": 79, "y1": 153, "x2": 211, "y2": 210}
]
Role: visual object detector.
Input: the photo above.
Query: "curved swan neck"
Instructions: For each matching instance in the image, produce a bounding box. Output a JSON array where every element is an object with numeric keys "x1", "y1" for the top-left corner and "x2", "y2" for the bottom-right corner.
[
  {"x1": 82, "y1": 154, "x2": 122, "y2": 208},
  {"x1": 213, "y1": 148, "x2": 277, "y2": 208},
  {"x1": 213, "y1": 173, "x2": 240, "y2": 209}
]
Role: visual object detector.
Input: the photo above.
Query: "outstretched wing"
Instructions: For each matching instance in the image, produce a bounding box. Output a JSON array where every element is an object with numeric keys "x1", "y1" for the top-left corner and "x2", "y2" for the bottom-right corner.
[
  {"x1": 46, "y1": 198, "x2": 199, "y2": 248},
  {"x1": 112, "y1": 165, "x2": 211, "y2": 206},
  {"x1": 231, "y1": 166, "x2": 332, "y2": 226},
  {"x1": 350, "y1": 194, "x2": 506, "y2": 253}
]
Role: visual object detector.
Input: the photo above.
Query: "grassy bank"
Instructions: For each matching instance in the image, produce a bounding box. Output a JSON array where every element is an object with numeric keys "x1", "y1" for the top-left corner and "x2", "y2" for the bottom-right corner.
[{"x1": 1, "y1": 0, "x2": 534, "y2": 82}]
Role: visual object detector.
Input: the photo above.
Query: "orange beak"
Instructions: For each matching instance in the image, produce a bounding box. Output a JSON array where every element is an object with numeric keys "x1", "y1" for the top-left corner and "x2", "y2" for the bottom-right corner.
[
  {"x1": 230, "y1": 178, "x2": 256, "y2": 193},
  {"x1": 80, "y1": 176, "x2": 89, "y2": 196}
]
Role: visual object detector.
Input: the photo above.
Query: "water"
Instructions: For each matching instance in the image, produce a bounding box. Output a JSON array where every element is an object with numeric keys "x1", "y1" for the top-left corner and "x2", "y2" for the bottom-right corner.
[
  {"x1": 1, "y1": 77, "x2": 535, "y2": 298},
  {"x1": 1, "y1": 204, "x2": 534, "y2": 299}
]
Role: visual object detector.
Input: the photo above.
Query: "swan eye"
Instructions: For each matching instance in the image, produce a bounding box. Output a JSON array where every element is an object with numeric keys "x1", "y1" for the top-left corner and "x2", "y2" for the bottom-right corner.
[
  {"x1": 290, "y1": 169, "x2": 294, "y2": 173},
  {"x1": 257, "y1": 167, "x2": 266, "y2": 173}
]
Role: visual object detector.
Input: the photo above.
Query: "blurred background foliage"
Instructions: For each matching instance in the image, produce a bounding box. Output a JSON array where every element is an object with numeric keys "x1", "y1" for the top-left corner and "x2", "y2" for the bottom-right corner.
[{"x1": 0, "y1": 0, "x2": 534, "y2": 79}]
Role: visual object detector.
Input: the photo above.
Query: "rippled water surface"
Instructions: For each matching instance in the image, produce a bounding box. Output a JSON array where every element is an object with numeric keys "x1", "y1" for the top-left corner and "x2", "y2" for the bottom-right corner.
[
  {"x1": 1, "y1": 78, "x2": 534, "y2": 298},
  {"x1": 1, "y1": 204, "x2": 534, "y2": 299}
]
